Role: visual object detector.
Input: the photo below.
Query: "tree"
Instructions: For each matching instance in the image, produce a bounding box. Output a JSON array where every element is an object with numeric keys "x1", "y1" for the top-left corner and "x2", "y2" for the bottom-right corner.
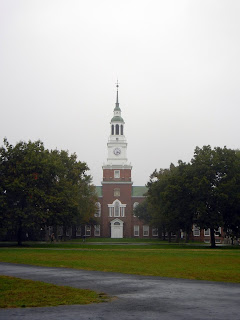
[
  {"x1": 191, "y1": 145, "x2": 239, "y2": 247},
  {"x1": 0, "y1": 139, "x2": 96, "y2": 245},
  {"x1": 133, "y1": 199, "x2": 151, "y2": 224},
  {"x1": 218, "y1": 150, "x2": 240, "y2": 242},
  {"x1": 146, "y1": 162, "x2": 195, "y2": 242}
]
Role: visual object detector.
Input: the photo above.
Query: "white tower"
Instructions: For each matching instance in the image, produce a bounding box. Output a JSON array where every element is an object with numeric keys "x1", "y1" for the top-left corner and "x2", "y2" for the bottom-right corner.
[{"x1": 103, "y1": 82, "x2": 132, "y2": 169}]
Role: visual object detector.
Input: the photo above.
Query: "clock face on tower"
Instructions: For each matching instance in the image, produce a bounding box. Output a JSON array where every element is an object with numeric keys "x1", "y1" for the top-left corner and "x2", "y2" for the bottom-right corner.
[{"x1": 113, "y1": 147, "x2": 121, "y2": 155}]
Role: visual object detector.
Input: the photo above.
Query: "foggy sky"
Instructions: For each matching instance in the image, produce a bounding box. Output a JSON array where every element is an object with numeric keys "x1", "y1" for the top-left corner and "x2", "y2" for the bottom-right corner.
[{"x1": 1, "y1": 0, "x2": 240, "y2": 186}]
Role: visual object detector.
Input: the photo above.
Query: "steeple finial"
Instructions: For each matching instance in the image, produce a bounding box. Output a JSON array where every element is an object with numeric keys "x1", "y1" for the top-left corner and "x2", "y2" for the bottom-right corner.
[
  {"x1": 116, "y1": 80, "x2": 119, "y2": 104},
  {"x1": 115, "y1": 80, "x2": 120, "y2": 110}
]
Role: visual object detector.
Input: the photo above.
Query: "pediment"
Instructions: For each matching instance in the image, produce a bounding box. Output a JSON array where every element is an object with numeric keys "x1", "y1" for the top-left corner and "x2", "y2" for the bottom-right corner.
[{"x1": 110, "y1": 218, "x2": 124, "y2": 226}]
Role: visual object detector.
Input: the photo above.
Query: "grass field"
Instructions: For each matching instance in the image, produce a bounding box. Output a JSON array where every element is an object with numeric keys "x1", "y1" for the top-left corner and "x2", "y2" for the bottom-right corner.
[
  {"x1": 0, "y1": 275, "x2": 109, "y2": 308},
  {"x1": 0, "y1": 241, "x2": 240, "y2": 283}
]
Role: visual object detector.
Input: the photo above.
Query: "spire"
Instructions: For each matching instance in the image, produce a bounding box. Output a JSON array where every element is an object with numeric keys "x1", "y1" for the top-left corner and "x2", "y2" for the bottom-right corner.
[{"x1": 114, "y1": 80, "x2": 121, "y2": 111}]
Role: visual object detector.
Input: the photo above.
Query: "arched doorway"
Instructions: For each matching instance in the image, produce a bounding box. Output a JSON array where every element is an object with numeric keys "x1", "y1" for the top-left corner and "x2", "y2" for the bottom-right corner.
[{"x1": 110, "y1": 218, "x2": 123, "y2": 238}]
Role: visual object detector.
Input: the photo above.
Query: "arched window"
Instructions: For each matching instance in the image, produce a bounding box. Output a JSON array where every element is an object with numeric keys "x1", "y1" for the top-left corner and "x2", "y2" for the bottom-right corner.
[
  {"x1": 108, "y1": 200, "x2": 126, "y2": 217},
  {"x1": 94, "y1": 202, "x2": 101, "y2": 217},
  {"x1": 116, "y1": 124, "x2": 119, "y2": 135},
  {"x1": 111, "y1": 125, "x2": 114, "y2": 135},
  {"x1": 133, "y1": 202, "x2": 139, "y2": 209},
  {"x1": 115, "y1": 201, "x2": 120, "y2": 217},
  {"x1": 133, "y1": 202, "x2": 139, "y2": 217},
  {"x1": 121, "y1": 125, "x2": 123, "y2": 135}
]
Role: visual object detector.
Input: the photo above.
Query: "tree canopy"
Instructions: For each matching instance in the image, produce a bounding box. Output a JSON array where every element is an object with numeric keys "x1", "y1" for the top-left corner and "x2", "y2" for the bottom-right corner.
[
  {"x1": 135, "y1": 146, "x2": 240, "y2": 247},
  {"x1": 0, "y1": 138, "x2": 97, "y2": 245}
]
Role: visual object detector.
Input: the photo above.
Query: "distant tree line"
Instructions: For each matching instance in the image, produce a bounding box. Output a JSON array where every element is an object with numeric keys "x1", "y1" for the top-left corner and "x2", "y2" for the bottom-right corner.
[
  {"x1": 135, "y1": 146, "x2": 240, "y2": 247},
  {"x1": 0, "y1": 139, "x2": 97, "y2": 245}
]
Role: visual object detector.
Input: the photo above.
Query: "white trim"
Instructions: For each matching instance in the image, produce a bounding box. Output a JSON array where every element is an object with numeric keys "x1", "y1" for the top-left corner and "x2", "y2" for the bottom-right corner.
[
  {"x1": 143, "y1": 225, "x2": 149, "y2": 237},
  {"x1": 102, "y1": 165, "x2": 132, "y2": 170},
  {"x1": 94, "y1": 225, "x2": 100, "y2": 236},
  {"x1": 193, "y1": 224, "x2": 200, "y2": 237},
  {"x1": 85, "y1": 225, "x2": 91, "y2": 236},
  {"x1": 204, "y1": 228, "x2": 210, "y2": 236},
  {"x1": 110, "y1": 218, "x2": 124, "y2": 238},
  {"x1": 134, "y1": 225, "x2": 139, "y2": 237},
  {"x1": 94, "y1": 202, "x2": 101, "y2": 217},
  {"x1": 102, "y1": 181, "x2": 133, "y2": 185},
  {"x1": 108, "y1": 199, "x2": 126, "y2": 217},
  {"x1": 114, "y1": 170, "x2": 120, "y2": 178}
]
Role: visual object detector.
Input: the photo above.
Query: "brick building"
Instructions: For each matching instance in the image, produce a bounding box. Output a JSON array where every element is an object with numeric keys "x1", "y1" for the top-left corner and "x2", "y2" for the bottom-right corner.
[{"x1": 91, "y1": 84, "x2": 157, "y2": 238}]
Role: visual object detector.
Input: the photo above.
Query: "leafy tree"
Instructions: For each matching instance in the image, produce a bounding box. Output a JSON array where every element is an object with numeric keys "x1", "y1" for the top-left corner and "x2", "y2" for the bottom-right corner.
[
  {"x1": 0, "y1": 139, "x2": 96, "y2": 245},
  {"x1": 133, "y1": 199, "x2": 151, "y2": 223},
  {"x1": 191, "y1": 146, "x2": 239, "y2": 247},
  {"x1": 218, "y1": 150, "x2": 240, "y2": 242},
  {"x1": 146, "y1": 146, "x2": 240, "y2": 247},
  {"x1": 147, "y1": 162, "x2": 194, "y2": 242}
]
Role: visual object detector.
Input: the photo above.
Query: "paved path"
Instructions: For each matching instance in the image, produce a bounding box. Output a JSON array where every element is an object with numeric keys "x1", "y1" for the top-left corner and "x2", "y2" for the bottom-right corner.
[{"x1": 0, "y1": 262, "x2": 239, "y2": 320}]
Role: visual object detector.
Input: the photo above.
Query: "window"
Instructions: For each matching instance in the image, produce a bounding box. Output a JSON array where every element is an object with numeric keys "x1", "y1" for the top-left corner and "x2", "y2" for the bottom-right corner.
[
  {"x1": 111, "y1": 125, "x2": 114, "y2": 135},
  {"x1": 204, "y1": 228, "x2": 221, "y2": 237},
  {"x1": 94, "y1": 225, "x2": 100, "y2": 236},
  {"x1": 193, "y1": 224, "x2": 200, "y2": 236},
  {"x1": 94, "y1": 202, "x2": 101, "y2": 217},
  {"x1": 120, "y1": 207, "x2": 125, "y2": 217},
  {"x1": 134, "y1": 225, "x2": 139, "y2": 236},
  {"x1": 108, "y1": 200, "x2": 126, "y2": 217},
  {"x1": 121, "y1": 125, "x2": 123, "y2": 135},
  {"x1": 109, "y1": 207, "x2": 113, "y2": 217},
  {"x1": 76, "y1": 226, "x2": 81, "y2": 236},
  {"x1": 215, "y1": 227, "x2": 221, "y2": 236},
  {"x1": 58, "y1": 226, "x2": 63, "y2": 236},
  {"x1": 114, "y1": 188, "x2": 120, "y2": 197},
  {"x1": 152, "y1": 228, "x2": 158, "y2": 237},
  {"x1": 66, "y1": 227, "x2": 72, "y2": 237},
  {"x1": 85, "y1": 225, "x2": 91, "y2": 236},
  {"x1": 114, "y1": 201, "x2": 120, "y2": 217},
  {"x1": 143, "y1": 225, "x2": 149, "y2": 236},
  {"x1": 116, "y1": 124, "x2": 119, "y2": 135},
  {"x1": 133, "y1": 202, "x2": 139, "y2": 217},
  {"x1": 114, "y1": 170, "x2": 120, "y2": 178},
  {"x1": 204, "y1": 228, "x2": 210, "y2": 236}
]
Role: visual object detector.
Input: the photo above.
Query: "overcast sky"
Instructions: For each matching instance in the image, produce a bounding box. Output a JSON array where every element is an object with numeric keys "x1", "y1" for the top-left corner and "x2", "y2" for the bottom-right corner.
[{"x1": 1, "y1": 0, "x2": 240, "y2": 186}]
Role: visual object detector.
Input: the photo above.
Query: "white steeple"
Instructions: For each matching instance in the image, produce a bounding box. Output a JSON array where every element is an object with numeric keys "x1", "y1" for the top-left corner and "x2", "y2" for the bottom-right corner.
[{"x1": 103, "y1": 82, "x2": 131, "y2": 169}]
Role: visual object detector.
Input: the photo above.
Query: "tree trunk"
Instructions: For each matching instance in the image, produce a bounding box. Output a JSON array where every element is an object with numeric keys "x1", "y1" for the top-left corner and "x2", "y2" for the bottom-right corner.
[
  {"x1": 158, "y1": 227, "x2": 162, "y2": 239},
  {"x1": 168, "y1": 232, "x2": 172, "y2": 243},
  {"x1": 210, "y1": 228, "x2": 216, "y2": 248},
  {"x1": 162, "y1": 228, "x2": 166, "y2": 241},
  {"x1": 176, "y1": 230, "x2": 180, "y2": 243}
]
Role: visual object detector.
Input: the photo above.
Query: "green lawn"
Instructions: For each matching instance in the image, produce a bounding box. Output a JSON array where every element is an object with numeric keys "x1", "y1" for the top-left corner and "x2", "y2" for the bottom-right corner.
[
  {"x1": 0, "y1": 275, "x2": 109, "y2": 308},
  {"x1": 0, "y1": 243, "x2": 240, "y2": 283}
]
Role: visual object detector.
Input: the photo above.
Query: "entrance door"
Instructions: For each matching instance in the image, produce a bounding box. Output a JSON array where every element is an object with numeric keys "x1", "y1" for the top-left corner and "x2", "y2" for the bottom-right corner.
[{"x1": 111, "y1": 219, "x2": 123, "y2": 238}]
